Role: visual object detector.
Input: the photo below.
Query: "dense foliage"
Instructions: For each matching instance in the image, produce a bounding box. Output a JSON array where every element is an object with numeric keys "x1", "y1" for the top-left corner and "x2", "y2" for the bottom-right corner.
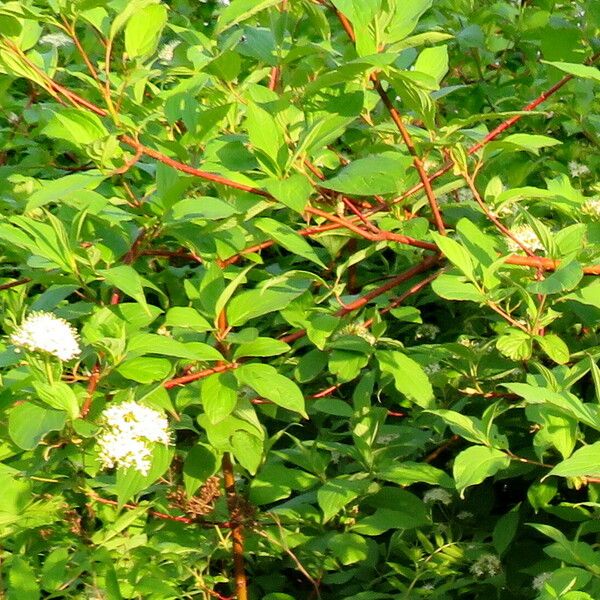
[{"x1": 0, "y1": 0, "x2": 599, "y2": 598}]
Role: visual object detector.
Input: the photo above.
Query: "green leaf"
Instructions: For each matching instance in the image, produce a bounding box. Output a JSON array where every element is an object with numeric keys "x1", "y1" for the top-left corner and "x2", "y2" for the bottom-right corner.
[
  {"x1": 231, "y1": 430, "x2": 263, "y2": 474},
  {"x1": 427, "y1": 409, "x2": 491, "y2": 446},
  {"x1": 456, "y1": 218, "x2": 499, "y2": 269},
  {"x1": 233, "y1": 337, "x2": 290, "y2": 359},
  {"x1": 254, "y1": 218, "x2": 326, "y2": 267},
  {"x1": 33, "y1": 382, "x2": 79, "y2": 421},
  {"x1": 183, "y1": 443, "x2": 220, "y2": 497},
  {"x1": 331, "y1": 0, "x2": 378, "y2": 55},
  {"x1": 493, "y1": 509, "x2": 519, "y2": 556},
  {"x1": 0, "y1": 13, "x2": 21, "y2": 36},
  {"x1": 496, "y1": 330, "x2": 532, "y2": 360},
  {"x1": 115, "y1": 444, "x2": 172, "y2": 507},
  {"x1": 547, "y1": 442, "x2": 600, "y2": 479},
  {"x1": 329, "y1": 349, "x2": 369, "y2": 382},
  {"x1": 385, "y1": 0, "x2": 433, "y2": 44},
  {"x1": 414, "y1": 45, "x2": 448, "y2": 85},
  {"x1": 109, "y1": 0, "x2": 157, "y2": 39},
  {"x1": 453, "y1": 446, "x2": 510, "y2": 498},
  {"x1": 226, "y1": 277, "x2": 311, "y2": 326},
  {"x1": 127, "y1": 333, "x2": 224, "y2": 361},
  {"x1": 431, "y1": 274, "x2": 484, "y2": 302},
  {"x1": 41, "y1": 548, "x2": 70, "y2": 592},
  {"x1": 590, "y1": 356, "x2": 600, "y2": 404},
  {"x1": 26, "y1": 172, "x2": 105, "y2": 211},
  {"x1": 99, "y1": 266, "x2": 149, "y2": 313},
  {"x1": 322, "y1": 153, "x2": 412, "y2": 195},
  {"x1": 124, "y1": 3, "x2": 167, "y2": 59},
  {"x1": 496, "y1": 133, "x2": 561, "y2": 155},
  {"x1": 378, "y1": 461, "x2": 454, "y2": 488},
  {"x1": 563, "y1": 281, "x2": 600, "y2": 307},
  {"x1": 214, "y1": 265, "x2": 254, "y2": 322},
  {"x1": 543, "y1": 60, "x2": 600, "y2": 83},
  {"x1": 249, "y1": 462, "x2": 317, "y2": 505},
  {"x1": 377, "y1": 350, "x2": 434, "y2": 408},
  {"x1": 264, "y1": 174, "x2": 313, "y2": 214},
  {"x1": 42, "y1": 109, "x2": 108, "y2": 146},
  {"x1": 317, "y1": 478, "x2": 369, "y2": 522},
  {"x1": 116, "y1": 357, "x2": 172, "y2": 383},
  {"x1": 8, "y1": 557, "x2": 40, "y2": 600},
  {"x1": 245, "y1": 101, "x2": 286, "y2": 172},
  {"x1": 328, "y1": 533, "x2": 369, "y2": 565},
  {"x1": 311, "y1": 398, "x2": 353, "y2": 417},
  {"x1": 506, "y1": 383, "x2": 600, "y2": 430},
  {"x1": 432, "y1": 232, "x2": 475, "y2": 280},
  {"x1": 215, "y1": 0, "x2": 280, "y2": 35},
  {"x1": 357, "y1": 488, "x2": 431, "y2": 532},
  {"x1": 8, "y1": 403, "x2": 67, "y2": 450},
  {"x1": 164, "y1": 307, "x2": 212, "y2": 332},
  {"x1": 0, "y1": 465, "x2": 32, "y2": 515},
  {"x1": 168, "y1": 197, "x2": 238, "y2": 222},
  {"x1": 536, "y1": 334, "x2": 570, "y2": 365},
  {"x1": 528, "y1": 261, "x2": 583, "y2": 295},
  {"x1": 201, "y1": 372, "x2": 238, "y2": 424},
  {"x1": 235, "y1": 363, "x2": 306, "y2": 417},
  {"x1": 527, "y1": 405, "x2": 577, "y2": 460}
]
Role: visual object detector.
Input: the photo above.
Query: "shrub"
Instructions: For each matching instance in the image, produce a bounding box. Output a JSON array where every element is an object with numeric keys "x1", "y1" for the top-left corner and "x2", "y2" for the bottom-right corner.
[{"x1": 0, "y1": 0, "x2": 599, "y2": 598}]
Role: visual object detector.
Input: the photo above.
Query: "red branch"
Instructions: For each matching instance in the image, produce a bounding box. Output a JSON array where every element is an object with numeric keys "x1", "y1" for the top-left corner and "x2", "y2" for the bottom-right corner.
[
  {"x1": 0, "y1": 278, "x2": 31, "y2": 291},
  {"x1": 164, "y1": 362, "x2": 240, "y2": 389},
  {"x1": 222, "y1": 453, "x2": 248, "y2": 600},
  {"x1": 80, "y1": 363, "x2": 100, "y2": 418},
  {"x1": 337, "y1": 254, "x2": 441, "y2": 315},
  {"x1": 6, "y1": 41, "x2": 599, "y2": 275},
  {"x1": 332, "y1": 8, "x2": 447, "y2": 235}
]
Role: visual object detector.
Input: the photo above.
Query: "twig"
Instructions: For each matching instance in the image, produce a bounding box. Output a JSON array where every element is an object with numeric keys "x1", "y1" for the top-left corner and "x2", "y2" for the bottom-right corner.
[
  {"x1": 0, "y1": 278, "x2": 31, "y2": 291},
  {"x1": 164, "y1": 362, "x2": 240, "y2": 389},
  {"x1": 222, "y1": 454, "x2": 248, "y2": 600},
  {"x1": 462, "y1": 171, "x2": 535, "y2": 257},
  {"x1": 80, "y1": 363, "x2": 100, "y2": 418},
  {"x1": 425, "y1": 435, "x2": 460, "y2": 463},
  {"x1": 305, "y1": 206, "x2": 436, "y2": 250},
  {"x1": 331, "y1": 7, "x2": 446, "y2": 235},
  {"x1": 337, "y1": 254, "x2": 441, "y2": 315},
  {"x1": 62, "y1": 17, "x2": 101, "y2": 84},
  {"x1": 254, "y1": 519, "x2": 320, "y2": 598}
]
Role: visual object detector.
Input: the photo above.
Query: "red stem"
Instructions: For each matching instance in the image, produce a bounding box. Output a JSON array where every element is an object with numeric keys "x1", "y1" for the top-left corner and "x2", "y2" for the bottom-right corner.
[
  {"x1": 0, "y1": 278, "x2": 31, "y2": 291},
  {"x1": 222, "y1": 453, "x2": 248, "y2": 600}
]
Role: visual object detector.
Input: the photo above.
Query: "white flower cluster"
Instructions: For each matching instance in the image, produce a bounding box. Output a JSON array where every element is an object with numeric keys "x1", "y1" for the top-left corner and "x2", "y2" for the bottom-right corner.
[
  {"x1": 158, "y1": 39, "x2": 181, "y2": 63},
  {"x1": 506, "y1": 225, "x2": 544, "y2": 254},
  {"x1": 568, "y1": 161, "x2": 590, "y2": 177},
  {"x1": 470, "y1": 553, "x2": 502, "y2": 578},
  {"x1": 10, "y1": 311, "x2": 81, "y2": 361},
  {"x1": 97, "y1": 401, "x2": 170, "y2": 476},
  {"x1": 423, "y1": 487, "x2": 453, "y2": 505},
  {"x1": 532, "y1": 572, "x2": 552, "y2": 591},
  {"x1": 424, "y1": 363, "x2": 441, "y2": 376},
  {"x1": 582, "y1": 199, "x2": 600, "y2": 220},
  {"x1": 39, "y1": 32, "x2": 73, "y2": 48}
]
